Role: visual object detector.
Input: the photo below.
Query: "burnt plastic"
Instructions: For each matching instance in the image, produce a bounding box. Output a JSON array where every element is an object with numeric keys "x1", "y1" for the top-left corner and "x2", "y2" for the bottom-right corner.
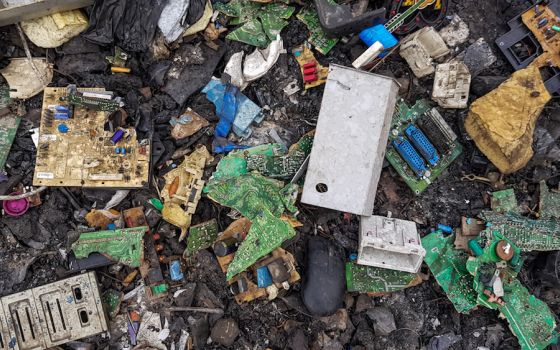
[{"x1": 314, "y1": 0, "x2": 386, "y2": 37}]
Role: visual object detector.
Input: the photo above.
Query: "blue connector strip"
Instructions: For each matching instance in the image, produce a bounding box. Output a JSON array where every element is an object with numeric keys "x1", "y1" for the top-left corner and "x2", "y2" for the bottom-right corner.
[
  {"x1": 405, "y1": 124, "x2": 439, "y2": 166},
  {"x1": 393, "y1": 136, "x2": 427, "y2": 177}
]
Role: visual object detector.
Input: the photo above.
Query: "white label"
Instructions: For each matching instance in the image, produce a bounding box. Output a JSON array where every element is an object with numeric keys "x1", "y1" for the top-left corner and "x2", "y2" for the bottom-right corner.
[
  {"x1": 39, "y1": 134, "x2": 57, "y2": 142},
  {"x1": 36, "y1": 172, "x2": 54, "y2": 179}
]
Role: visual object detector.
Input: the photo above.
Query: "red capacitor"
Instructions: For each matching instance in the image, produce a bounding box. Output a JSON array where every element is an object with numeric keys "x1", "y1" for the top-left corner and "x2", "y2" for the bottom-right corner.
[
  {"x1": 303, "y1": 67, "x2": 317, "y2": 75},
  {"x1": 303, "y1": 61, "x2": 316, "y2": 69},
  {"x1": 304, "y1": 74, "x2": 318, "y2": 82}
]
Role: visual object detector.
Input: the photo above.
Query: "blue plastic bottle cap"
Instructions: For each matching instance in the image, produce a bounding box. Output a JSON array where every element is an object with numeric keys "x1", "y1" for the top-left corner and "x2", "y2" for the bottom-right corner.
[{"x1": 57, "y1": 124, "x2": 69, "y2": 133}]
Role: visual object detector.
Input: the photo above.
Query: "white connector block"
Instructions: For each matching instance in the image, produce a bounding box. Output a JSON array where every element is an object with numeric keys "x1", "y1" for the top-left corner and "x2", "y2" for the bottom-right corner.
[{"x1": 358, "y1": 215, "x2": 426, "y2": 273}]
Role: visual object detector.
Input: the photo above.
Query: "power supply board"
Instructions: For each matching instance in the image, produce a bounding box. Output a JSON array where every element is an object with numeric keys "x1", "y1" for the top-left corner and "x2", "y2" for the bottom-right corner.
[
  {"x1": 386, "y1": 99, "x2": 462, "y2": 195},
  {"x1": 33, "y1": 86, "x2": 150, "y2": 188}
]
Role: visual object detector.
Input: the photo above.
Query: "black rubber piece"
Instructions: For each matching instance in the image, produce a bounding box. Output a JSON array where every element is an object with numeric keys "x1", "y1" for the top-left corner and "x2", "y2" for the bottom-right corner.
[
  {"x1": 302, "y1": 236, "x2": 346, "y2": 316},
  {"x1": 314, "y1": 0, "x2": 387, "y2": 37}
]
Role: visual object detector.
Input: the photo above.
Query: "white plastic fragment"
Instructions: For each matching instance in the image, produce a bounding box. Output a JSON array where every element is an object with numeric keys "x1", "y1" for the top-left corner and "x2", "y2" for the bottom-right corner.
[
  {"x1": 224, "y1": 52, "x2": 248, "y2": 90},
  {"x1": 399, "y1": 27, "x2": 450, "y2": 78},
  {"x1": 0, "y1": 58, "x2": 53, "y2": 99},
  {"x1": 158, "y1": 0, "x2": 191, "y2": 42},
  {"x1": 438, "y1": 15, "x2": 470, "y2": 47},
  {"x1": 357, "y1": 215, "x2": 426, "y2": 273},
  {"x1": 352, "y1": 41, "x2": 384, "y2": 69},
  {"x1": 432, "y1": 61, "x2": 471, "y2": 109},
  {"x1": 104, "y1": 190, "x2": 131, "y2": 210},
  {"x1": 243, "y1": 35, "x2": 283, "y2": 81}
]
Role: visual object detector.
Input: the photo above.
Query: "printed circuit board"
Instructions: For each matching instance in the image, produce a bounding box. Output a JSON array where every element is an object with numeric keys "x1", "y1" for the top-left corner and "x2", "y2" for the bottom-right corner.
[{"x1": 33, "y1": 87, "x2": 150, "y2": 188}]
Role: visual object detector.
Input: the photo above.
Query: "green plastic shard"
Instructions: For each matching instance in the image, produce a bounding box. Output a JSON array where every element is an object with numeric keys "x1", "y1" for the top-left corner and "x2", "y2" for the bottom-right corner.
[
  {"x1": 466, "y1": 232, "x2": 558, "y2": 350},
  {"x1": 539, "y1": 180, "x2": 560, "y2": 220},
  {"x1": 184, "y1": 219, "x2": 220, "y2": 258},
  {"x1": 210, "y1": 144, "x2": 285, "y2": 182},
  {"x1": 345, "y1": 263, "x2": 421, "y2": 293},
  {"x1": 246, "y1": 132, "x2": 314, "y2": 179},
  {"x1": 206, "y1": 173, "x2": 298, "y2": 280},
  {"x1": 297, "y1": 7, "x2": 339, "y2": 55},
  {"x1": 480, "y1": 211, "x2": 560, "y2": 251},
  {"x1": 422, "y1": 230, "x2": 478, "y2": 314},
  {"x1": 215, "y1": 0, "x2": 295, "y2": 47},
  {"x1": 70, "y1": 227, "x2": 146, "y2": 267}
]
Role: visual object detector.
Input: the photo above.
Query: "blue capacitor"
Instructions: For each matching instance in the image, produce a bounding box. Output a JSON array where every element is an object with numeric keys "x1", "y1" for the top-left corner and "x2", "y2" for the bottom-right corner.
[
  {"x1": 437, "y1": 224, "x2": 453, "y2": 234},
  {"x1": 115, "y1": 147, "x2": 121, "y2": 154},
  {"x1": 107, "y1": 223, "x2": 116, "y2": 230},
  {"x1": 54, "y1": 112, "x2": 69, "y2": 120},
  {"x1": 169, "y1": 260, "x2": 184, "y2": 281},
  {"x1": 256, "y1": 266, "x2": 273, "y2": 288},
  {"x1": 58, "y1": 124, "x2": 69, "y2": 133},
  {"x1": 55, "y1": 105, "x2": 70, "y2": 113},
  {"x1": 111, "y1": 129, "x2": 125, "y2": 144}
]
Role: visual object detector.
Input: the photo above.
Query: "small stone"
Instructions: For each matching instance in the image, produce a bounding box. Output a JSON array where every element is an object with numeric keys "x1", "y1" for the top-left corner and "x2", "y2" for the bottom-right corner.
[
  {"x1": 210, "y1": 318, "x2": 239, "y2": 347},
  {"x1": 366, "y1": 307, "x2": 396, "y2": 336},
  {"x1": 355, "y1": 294, "x2": 374, "y2": 313},
  {"x1": 320, "y1": 309, "x2": 348, "y2": 331}
]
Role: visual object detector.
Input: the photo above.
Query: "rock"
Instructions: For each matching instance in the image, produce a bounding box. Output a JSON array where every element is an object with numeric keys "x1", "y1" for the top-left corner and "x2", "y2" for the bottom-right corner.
[
  {"x1": 302, "y1": 236, "x2": 345, "y2": 316},
  {"x1": 345, "y1": 294, "x2": 355, "y2": 309},
  {"x1": 319, "y1": 309, "x2": 348, "y2": 331},
  {"x1": 288, "y1": 328, "x2": 309, "y2": 350},
  {"x1": 355, "y1": 294, "x2": 374, "y2": 313},
  {"x1": 210, "y1": 318, "x2": 239, "y2": 347},
  {"x1": 313, "y1": 332, "x2": 343, "y2": 350},
  {"x1": 427, "y1": 332, "x2": 462, "y2": 350},
  {"x1": 366, "y1": 307, "x2": 396, "y2": 336},
  {"x1": 352, "y1": 321, "x2": 375, "y2": 350},
  {"x1": 188, "y1": 316, "x2": 209, "y2": 349}
]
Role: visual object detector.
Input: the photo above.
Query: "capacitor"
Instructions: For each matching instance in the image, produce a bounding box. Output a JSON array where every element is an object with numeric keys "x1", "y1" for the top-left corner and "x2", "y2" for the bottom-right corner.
[
  {"x1": 303, "y1": 67, "x2": 317, "y2": 75},
  {"x1": 304, "y1": 74, "x2": 318, "y2": 83},
  {"x1": 54, "y1": 112, "x2": 69, "y2": 120},
  {"x1": 256, "y1": 266, "x2": 273, "y2": 288},
  {"x1": 538, "y1": 18, "x2": 548, "y2": 28},
  {"x1": 213, "y1": 237, "x2": 239, "y2": 257},
  {"x1": 303, "y1": 61, "x2": 316, "y2": 69},
  {"x1": 468, "y1": 239, "x2": 483, "y2": 257},
  {"x1": 55, "y1": 105, "x2": 70, "y2": 113},
  {"x1": 229, "y1": 277, "x2": 248, "y2": 295},
  {"x1": 57, "y1": 124, "x2": 69, "y2": 133},
  {"x1": 111, "y1": 129, "x2": 125, "y2": 144},
  {"x1": 437, "y1": 224, "x2": 453, "y2": 234}
]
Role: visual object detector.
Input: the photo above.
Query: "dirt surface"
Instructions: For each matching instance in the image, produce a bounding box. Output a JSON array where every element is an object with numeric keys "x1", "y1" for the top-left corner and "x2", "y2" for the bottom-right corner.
[{"x1": 1, "y1": 0, "x2": 560, "y2": 349}]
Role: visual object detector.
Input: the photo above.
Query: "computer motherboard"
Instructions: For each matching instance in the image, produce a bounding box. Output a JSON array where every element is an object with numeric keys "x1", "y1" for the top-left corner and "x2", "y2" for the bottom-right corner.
[
  {"x1": 33, "y1": 86, "x2": 150, "y2": 188},
  {"x1": 385, "y1": 99, "x2": 462, "y2": 195}
]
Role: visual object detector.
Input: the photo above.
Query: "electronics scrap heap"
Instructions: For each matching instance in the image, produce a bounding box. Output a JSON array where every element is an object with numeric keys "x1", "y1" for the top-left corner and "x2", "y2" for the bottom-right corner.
[{"x1": 33, "y1": 85, "x2": 151, "y2": 188}]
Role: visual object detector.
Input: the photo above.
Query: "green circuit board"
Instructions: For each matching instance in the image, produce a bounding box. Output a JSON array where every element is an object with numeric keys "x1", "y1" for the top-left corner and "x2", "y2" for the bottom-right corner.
[
  {"x1": 246, "y1": 132, "x2": 314, "y2": 179},
  {"x1": 480, "y1": 211, "x2": 560, "y2": 251},
  {"x1": 490, "y1": 188, "x2": 518, "y2": 213},
  {"x1": 0, "y1": 83, "x2": 21, "y2": 171},
  {"x1": 297, "y1": 7, "x2": 339, "y2": 55},
  {"x1": 539, "y1": 180, "x2": 560, "y2": 220},
  {"x1": 422, "y1": 230, "x2": 478, "y2": 314},
  {"x1": 184, "y1": 219, "x2": 219, "y2": 258},
  {"x1": 385, "y1": 99, "x2": 462, "y2": 195},
  {"x1": 345, "y1": 263, "x2": 420, "y2": 293},
  {"x1": 205, "y1": 173, "x2": 298, "y2": 280},
  {"x1": 71, "y1": 227, "x2": 147, "y2": 267},
  {"x1": 466, "y1": 232, "x2": 558, "y2": 350}
]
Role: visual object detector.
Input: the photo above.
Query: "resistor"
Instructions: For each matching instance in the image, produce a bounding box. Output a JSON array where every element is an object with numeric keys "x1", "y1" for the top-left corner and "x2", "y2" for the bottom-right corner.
[{"x1": 538, "y1": 18, "x2": 548, "y2": 28}]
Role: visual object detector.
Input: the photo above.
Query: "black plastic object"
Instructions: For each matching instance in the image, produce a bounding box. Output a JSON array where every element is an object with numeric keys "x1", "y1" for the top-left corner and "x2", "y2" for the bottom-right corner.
[
  {"x1": 83, "y1": 0, "x2": 167, "y2": 52},
  {"x1": 314, "y1": 0, "x2": 387, "y2": 37},
  {"x1": 67, "y1": 253, "x2": 113, "y2": 272},
  {"x1": 302, "y1": 236, "x2": 345, "y2": 316},
  {"x1": 495, "y1": 0, "x2": 560, "y2": 95}
]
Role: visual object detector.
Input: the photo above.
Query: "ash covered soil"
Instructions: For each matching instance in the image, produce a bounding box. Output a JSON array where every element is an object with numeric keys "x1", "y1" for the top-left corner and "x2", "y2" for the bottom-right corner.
[{"x1": 1, "y1": 0, "x2": 560, "y2": 349}]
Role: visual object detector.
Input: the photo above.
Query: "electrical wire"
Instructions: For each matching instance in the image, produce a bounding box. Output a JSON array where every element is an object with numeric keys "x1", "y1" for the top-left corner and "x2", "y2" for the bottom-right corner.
[{"x1": 0, "y1": 186, "x2": 47, "y2": 200}]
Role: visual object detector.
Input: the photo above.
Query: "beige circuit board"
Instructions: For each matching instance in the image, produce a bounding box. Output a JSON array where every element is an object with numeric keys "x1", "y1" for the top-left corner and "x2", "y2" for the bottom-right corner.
[
  {"x1": 522, "y1": 5, "x2": 560, "y2": 67},
  {"x1": 33, "y1": 87, "x2": 150, "y2": 188}
]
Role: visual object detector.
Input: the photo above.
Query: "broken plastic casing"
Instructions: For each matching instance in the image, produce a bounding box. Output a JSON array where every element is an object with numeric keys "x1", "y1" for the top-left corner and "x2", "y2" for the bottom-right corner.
[{"x1": 314, "y1": 0, "x2": 386, "y2": 37}]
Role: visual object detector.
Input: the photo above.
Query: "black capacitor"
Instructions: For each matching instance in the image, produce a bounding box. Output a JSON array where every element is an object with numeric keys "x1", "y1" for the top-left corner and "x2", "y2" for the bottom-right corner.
[
  {"x1": 229, "y1": 276, "x2": 248, "y2": 295},
  {"x1": 213, "y1": 236, "x2": 239, "y2": 257}
]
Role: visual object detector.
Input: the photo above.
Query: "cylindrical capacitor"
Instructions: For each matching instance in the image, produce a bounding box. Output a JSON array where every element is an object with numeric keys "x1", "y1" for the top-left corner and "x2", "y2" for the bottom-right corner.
[
  {"x1": 303, "y1": 61, "x2": 316, "y2": 69},
  {"x1": 229, "y1": 277, "x2": 248, "y2": 295},
  {"x1": 303, "y1": 67, "x2": 317, "y2": 75},
  {"x1": 55, "y1": 105, "x2": 70, "y2": 113},
  {"x1": 304, "y1": 74, "x2": 318, "y2": 83},
  {"x1": 213, "y1": 237, "x2": 239, "y2": 257},
  {"x1": 54, "y1": 113, "x2": 69, "y2": 120},
  {"x1": 437, "y1": 224, "x2": 453, "y2": 234},
  {"x1": 468, "y1": 239, "x2": 484, "y2": 257},
  {"x1": 111, "y1": 129, "x2": 125, "y2": 144},
  {"x1": 538, "y1": 18, "x2": 548, "y2": 28}
]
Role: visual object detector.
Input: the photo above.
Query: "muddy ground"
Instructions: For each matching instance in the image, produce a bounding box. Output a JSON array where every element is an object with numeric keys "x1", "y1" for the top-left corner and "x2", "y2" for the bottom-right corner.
[{"x1": 1, "y1": 0, "x2": 560, "y2": 349}]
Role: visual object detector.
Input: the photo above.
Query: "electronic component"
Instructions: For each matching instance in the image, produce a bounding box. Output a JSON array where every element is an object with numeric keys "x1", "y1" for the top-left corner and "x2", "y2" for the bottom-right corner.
[
  {"x1": 416, "y1": 108, "x2": 457, "y2": 153},
  {"x1": 345, "y1": 262, "x2": 421, "y2": 294},
  {"x1": 0, "y1": 83, "x2": 20, "y2": 171},
  {"x1": 358, "y1": 215, "x2": 425, "y2": 273},
  {"x1": 292, "y1": 46, "x2": 329, "y2": 89},
  {"x1": 539, "y1": 180, "x2": 560, "y2": 220},
  {"x1": 70, "y1": 227, "x2": 147, "y2": 267},
  {"x1": 386, "y1": 99, "x2": 462, "y2": 195},
  {"x1": 405, "y1": 124, "x2": 439, "y2": 166},
  {"x1": 392, "y1": 137, "x2": 427, "y2": 177},
  {"x1": 431, "y1": 62, "x2": 471, "y2": 109},
  {"x1": 33, "y1": 87, "x2": 150, "y2": 188},
  {"x1": 62, "y1": 84, "x2": 122, "y2": 112},
  {"x1": 490, "y1": 188, "x2": 518, "y2": 213},
  {"x1": 0, "y1": 272, "x2": 108, "y2": 349}
]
